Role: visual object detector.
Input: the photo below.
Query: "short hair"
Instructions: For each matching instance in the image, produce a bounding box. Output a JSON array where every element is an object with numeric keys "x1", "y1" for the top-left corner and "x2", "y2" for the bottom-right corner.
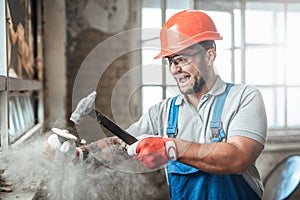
[
  {"x1": 188, "y1": 40, "x2": 216, "y2": 52},
  {"x1": 199, "y1": 40, "x2": 216, "y2": 51}
]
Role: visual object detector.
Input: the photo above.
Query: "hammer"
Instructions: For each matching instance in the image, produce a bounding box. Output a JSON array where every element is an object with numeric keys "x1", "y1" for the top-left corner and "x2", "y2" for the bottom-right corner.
[{"x1": 70, "y1": 91, "x2": 138, "y2": 145}]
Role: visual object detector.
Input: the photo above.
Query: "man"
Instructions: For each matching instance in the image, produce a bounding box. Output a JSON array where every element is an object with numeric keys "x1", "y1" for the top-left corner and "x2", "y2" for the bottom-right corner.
[
  {"x1": 47, "y1": 10, "x2": 267, "y2": 200},
  {"x1": 125, "y1": 10, "x2": 267, "y2": 199}
]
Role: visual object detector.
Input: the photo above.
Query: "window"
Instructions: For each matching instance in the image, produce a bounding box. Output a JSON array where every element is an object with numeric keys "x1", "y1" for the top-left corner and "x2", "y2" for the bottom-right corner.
[
  {"x1": 0, "y1": 0, "x2": 43, "y2": 149},
  {"x1": 141, "y1": 0, "x2": 191, "y2": 112},
  {"x1": 141, "y1": 0, "x2": 300, "y2": 135}
]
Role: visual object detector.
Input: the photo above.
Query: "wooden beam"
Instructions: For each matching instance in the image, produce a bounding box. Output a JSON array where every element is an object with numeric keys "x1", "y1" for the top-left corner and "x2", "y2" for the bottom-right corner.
[
  {"x1": 0, "y1": 76, "x2": 6, "y2": 91},
  {"x1": 8, "y1": 77, "x2": 42, "y2": 91}
]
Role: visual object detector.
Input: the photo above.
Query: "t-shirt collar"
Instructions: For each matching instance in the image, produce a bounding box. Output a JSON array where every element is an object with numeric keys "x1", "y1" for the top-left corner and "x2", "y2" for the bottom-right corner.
[
  {"x1": 207, "y1": 75, "x2": 227, "y2": 96},
  {"x1": 175, "y1": 76, "x2": 227, "y2": 105}
]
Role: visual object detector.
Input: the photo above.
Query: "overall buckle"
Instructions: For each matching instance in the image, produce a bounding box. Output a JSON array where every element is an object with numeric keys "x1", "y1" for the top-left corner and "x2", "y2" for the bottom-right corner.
[{"x1": 210, "y1": 121, "x2": 225, "y2": 142}]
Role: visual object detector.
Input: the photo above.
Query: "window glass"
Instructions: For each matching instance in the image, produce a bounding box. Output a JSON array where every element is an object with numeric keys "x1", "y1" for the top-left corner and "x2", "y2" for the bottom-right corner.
[
  {"x1": 141, "y1": 6, "x2": 163, "y2": 102},
  {"x1": 245, "y1": 47, "x2": 284, "y2": 85},
  {"x1": 141, "y1": 28, "x2": 160, "y2": 45},
  {"x1": 142, "y1": 8, "x2": 161, "y2": 29},
  {"x1": 214, "y1": 49, "x2": 232, "y2": 83},
  {"x1": 166, "y1": 86, "x2": 180, "y2": 98},
  {"x1": 142, "y1": 49, "x2": 162, "y2": 84},
  {"x1": 143, "y1": 0, "x2": 161, "y2": 8},
  {"x1": 234, "y1": 9, "x2": 241, "y2": 47},
  {"x1": 142, "y1": 86, "x2": 162, "y2": 113},
  {"x1": 287, "y1": 88, "x2": 300, "y2": 127},
  {"x1": 234, "y1": 49, "x2": 242, "y2": 84},
  {"x1": 166, "y1": 0, "x2": 191, "y2": 21},
  {"x1": 245, "y1": 10, "x2": 273, "y2": 44},
  {"x1": 9, "y1": 94, "x2": 36, "y2": 142},
  {"x1": 141, "y1": 8, "x2": 161, "y2": 41},
  {"x1": 260, "y1": 87, "x2": 285, "y2": 128},
  {"x1": 141, "y1": 64, "x2": 162, "y2": 84},
  {"x1": 206, "y1": 11, "x2": 232, "y2": 49},
  {"x1": 165, "y1": 65, "x2": 176, "y2": 85},
  {"x1": 276, "y1": 11, "x2": 285, "y2": 44},
  {"x1": 245, "y1": 3, "x2": 284, "y2": 44},
  {"x1": 286, "y1": 46, "x2": 300, "y2": 85},
  {"x1": 167, "y1": 0, "x2": 190, "y2": 10},
  {"x1": 287, "y1": 4, "x2": 300, "y2": 44}
]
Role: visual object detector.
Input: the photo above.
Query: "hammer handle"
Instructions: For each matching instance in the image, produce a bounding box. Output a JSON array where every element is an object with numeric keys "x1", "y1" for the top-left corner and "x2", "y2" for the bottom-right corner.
[{"x1": 95, "y1": 111, "x2": 138, "y2": 145}]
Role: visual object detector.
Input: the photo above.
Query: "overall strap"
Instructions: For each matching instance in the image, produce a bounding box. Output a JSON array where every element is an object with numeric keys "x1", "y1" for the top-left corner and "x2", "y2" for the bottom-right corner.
[
  {"x1": 166, "y1": 83, "x2": 234, "y2": 140},
  {"x1": 210, "y1": 83, "x2": 234, "y2": 142},
  {"x1": 167, "y1": 96, "x2": 179, "y2": 138},
  {"x1": 165, "y1": 85, "x2": 260, "y2": 200}
]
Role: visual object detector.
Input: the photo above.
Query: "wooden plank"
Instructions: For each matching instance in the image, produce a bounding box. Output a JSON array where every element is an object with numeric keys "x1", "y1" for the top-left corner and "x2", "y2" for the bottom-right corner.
[
  {"x1": 0, "y1": 76, "x2": 6, "y2": 90},
  {"x1": 8, "y1": 77, "x2": 42, "y2": 91},
  {"x1": 0, "y1": 91, "x2": 9, "y2": 149}
]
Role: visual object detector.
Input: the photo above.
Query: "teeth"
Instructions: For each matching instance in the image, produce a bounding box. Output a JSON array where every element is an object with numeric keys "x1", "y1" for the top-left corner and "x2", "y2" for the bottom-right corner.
[
  {"x1": 175, "y1": 75, "x2": 186, "y2": 81},
  {"x1": 175, "y1": 74, "x2": 189, "y2": 83}
]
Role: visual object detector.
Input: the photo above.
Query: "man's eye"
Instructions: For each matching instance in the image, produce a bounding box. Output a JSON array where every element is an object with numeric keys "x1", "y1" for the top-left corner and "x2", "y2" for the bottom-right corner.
[{"x1": 177, "y1": 57, "x2": 187, "y2": 63}]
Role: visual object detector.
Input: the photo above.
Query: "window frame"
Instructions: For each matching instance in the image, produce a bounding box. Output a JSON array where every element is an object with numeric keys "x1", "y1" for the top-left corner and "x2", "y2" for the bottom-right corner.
[
  {"x1": 0, "y1": 0, "x2": 44, "y2": 149},
  {"x1": 140, "y1": 0, "x2": 300, "y2": 139}
]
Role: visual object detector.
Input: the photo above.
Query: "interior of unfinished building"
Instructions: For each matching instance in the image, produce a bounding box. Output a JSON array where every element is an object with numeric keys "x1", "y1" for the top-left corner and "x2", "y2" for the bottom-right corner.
[{"x1": 0, "y1": 0, "x2": 300, "y2": 199}]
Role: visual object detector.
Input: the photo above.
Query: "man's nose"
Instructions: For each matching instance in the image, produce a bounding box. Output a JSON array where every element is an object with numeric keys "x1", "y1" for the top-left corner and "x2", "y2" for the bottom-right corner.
[
  {"x1": 169, "y1": 63, "x2": 182, "y2": 73},
  {"x1": 175, "y1": 66, "x2": 182, "y2": 72}
]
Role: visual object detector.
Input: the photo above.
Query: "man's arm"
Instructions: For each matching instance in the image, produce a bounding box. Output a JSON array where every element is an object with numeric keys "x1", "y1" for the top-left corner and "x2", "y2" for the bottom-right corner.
[{"x1": 175, "y1": 136, "x2": 264, "y2": 174}]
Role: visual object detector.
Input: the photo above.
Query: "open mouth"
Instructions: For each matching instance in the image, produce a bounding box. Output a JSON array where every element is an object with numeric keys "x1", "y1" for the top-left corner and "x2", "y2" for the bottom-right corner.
[{"x1": 175, "y1": 74, "x2": 191, "y2": 84}]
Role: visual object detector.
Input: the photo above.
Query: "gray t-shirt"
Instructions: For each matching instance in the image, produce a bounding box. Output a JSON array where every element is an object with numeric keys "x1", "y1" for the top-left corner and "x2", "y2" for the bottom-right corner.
[{"x1": 127, "y1": 76, "x2": 267, "y2": 198}]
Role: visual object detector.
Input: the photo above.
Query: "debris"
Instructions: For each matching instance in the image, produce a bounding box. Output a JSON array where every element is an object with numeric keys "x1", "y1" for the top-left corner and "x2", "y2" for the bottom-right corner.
[{"x1": 0, "y1": 169, "x2": 13, "y2": 193}]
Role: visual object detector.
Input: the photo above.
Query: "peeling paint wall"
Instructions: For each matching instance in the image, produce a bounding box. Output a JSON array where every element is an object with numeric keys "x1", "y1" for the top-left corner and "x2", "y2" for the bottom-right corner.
[{"x1": 65, "y1": 0, "x2": 140, "y2": 142}]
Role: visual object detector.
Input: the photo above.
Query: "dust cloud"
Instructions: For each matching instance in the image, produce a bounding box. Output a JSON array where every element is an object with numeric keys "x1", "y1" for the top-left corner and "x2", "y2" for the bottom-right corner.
[{"x1": 0, "y1": 133, "x2": 169, "y2": 200}]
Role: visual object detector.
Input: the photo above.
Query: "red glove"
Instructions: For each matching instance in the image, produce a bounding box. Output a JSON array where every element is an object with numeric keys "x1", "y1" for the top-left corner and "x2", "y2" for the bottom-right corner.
[{"x1": 127, "y1": 136, "x2": 177, "y2": 169}]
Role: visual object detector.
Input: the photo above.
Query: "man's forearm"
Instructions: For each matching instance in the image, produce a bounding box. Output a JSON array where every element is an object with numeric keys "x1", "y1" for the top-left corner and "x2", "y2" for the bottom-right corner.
[{"x1": 174, "y1": 139, "x2": 252, "y2": 174}]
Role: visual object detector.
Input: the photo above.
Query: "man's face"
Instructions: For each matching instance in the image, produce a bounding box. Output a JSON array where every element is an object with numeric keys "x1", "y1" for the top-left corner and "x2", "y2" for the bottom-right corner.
[{"x1": 167, "y1": 48, "x2": 210, "y2": 94}]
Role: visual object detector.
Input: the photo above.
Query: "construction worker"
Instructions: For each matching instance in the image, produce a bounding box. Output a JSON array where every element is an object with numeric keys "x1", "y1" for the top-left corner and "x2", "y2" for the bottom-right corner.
[
  {"x1": 45, "y1": 10, "x2": 267, "y2": 200},
  {"x1": 124, "y1": 10, "x2": 267, "y2": 199}
]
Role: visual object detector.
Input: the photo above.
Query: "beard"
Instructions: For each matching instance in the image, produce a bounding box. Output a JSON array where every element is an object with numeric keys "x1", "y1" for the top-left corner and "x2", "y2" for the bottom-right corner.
[
  {"x1": 178, "y1": 73, "x2": 206, "y2": 94},
  {"x1": 178, "y1": 62, "x2": 209, "y2": 95}
]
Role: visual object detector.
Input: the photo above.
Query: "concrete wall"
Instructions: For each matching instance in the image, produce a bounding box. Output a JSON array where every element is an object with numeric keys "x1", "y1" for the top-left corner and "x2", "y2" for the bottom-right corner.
[{"x1": 44, "y1": 0, "x2": 67, "y2": 127}]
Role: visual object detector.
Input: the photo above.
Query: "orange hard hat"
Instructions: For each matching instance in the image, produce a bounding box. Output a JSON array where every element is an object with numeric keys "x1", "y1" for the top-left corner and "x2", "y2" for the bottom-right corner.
[{"x1": 154, "y1": 10, "x2": 222, "y2": 59}]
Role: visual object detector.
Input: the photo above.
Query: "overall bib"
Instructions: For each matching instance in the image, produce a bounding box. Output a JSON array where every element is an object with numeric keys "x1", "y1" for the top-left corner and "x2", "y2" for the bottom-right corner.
[{"x1": 166, "y1": 83, "x2": 260, "y2": 200}]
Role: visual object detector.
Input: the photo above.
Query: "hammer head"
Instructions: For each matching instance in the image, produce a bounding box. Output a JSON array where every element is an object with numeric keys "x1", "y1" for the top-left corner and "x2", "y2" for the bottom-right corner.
[{"x1": 70, "y1": 91, "x2": 97, "y2": 125}]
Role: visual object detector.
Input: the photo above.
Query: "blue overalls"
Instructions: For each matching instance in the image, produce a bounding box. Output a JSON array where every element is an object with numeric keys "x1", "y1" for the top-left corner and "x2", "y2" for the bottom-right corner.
[{"x1": 166, "y1": 83, "x2": 260, "y2": 200}]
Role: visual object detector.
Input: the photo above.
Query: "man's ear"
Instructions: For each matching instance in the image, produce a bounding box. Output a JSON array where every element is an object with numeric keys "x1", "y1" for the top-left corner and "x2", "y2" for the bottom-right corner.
[{"x1": 206, "y1": 49, "x2": 216, "y2": 66}]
